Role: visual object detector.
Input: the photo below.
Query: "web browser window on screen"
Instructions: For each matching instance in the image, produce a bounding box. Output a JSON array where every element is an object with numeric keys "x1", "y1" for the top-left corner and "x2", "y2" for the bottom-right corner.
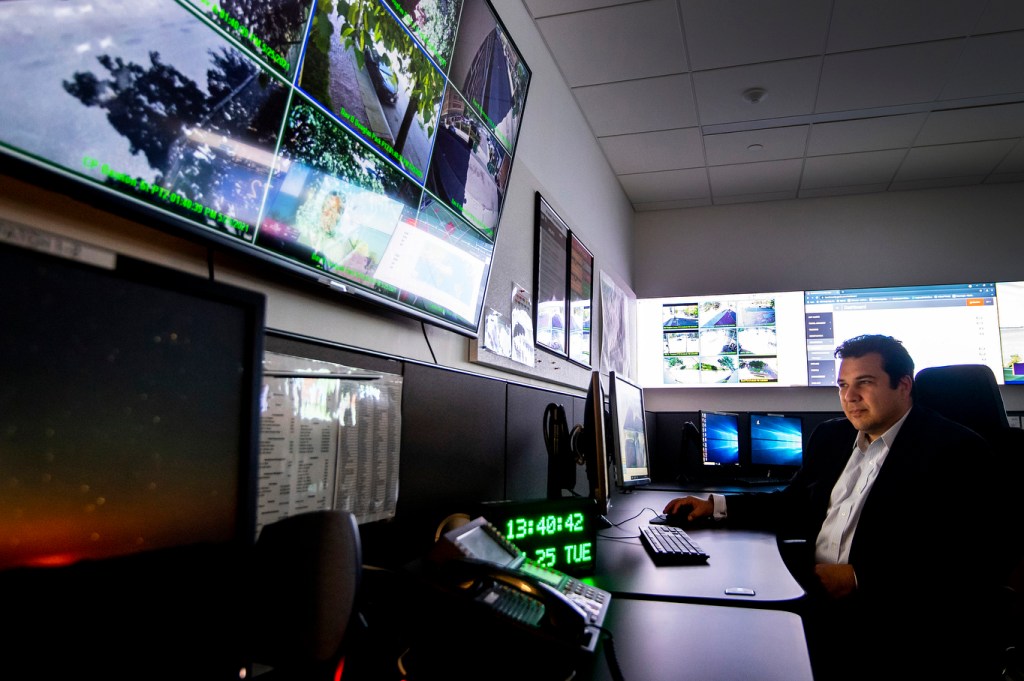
[{"x1": 804, "y1": 283, "x2": 1003, "y2": 385}]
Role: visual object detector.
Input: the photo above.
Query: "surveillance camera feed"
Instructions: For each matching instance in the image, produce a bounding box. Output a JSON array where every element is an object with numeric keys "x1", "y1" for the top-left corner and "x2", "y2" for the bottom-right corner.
[
  {"x1": 637, "y1": 282, "x2": 1024, "y2": 388},
  {"x1": 637, "y1": 292, "x2": 807, "y2": 386},
  {"x1": 0, "y1": 0, "x2": 531, "y2": 336}
]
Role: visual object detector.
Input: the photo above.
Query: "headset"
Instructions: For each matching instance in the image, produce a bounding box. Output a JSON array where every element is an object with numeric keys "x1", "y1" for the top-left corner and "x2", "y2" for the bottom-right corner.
[{"x1": 543, "y1": 403, "x2": 578, "y2": 497}]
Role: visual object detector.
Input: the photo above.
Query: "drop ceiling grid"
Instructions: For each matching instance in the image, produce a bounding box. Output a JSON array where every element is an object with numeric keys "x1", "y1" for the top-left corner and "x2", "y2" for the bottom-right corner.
[{"x1": 522, "y1": 0, "x2": 1024, "y2": 209}]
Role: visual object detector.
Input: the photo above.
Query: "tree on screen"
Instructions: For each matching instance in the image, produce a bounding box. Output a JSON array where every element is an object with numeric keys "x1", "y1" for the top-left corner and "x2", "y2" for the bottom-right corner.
[
  {"x1": 281, "y1": 103, "x2": 389, "y2": 194},
  {"x1": 63, "y1": 53, "x2": 208, "y2": 171},
  {"x1": 329, "y1": 0, "x2": 445, "y2": 151},
  {"x1": 221, "y1": 0, "x2": 310, "y2": 60},
  {"x1": 62, "y1": 49, "x2": 287, "y2": 221},
  {"x1": 395, "y1": 0, "x2": 462, "y2": 64}
]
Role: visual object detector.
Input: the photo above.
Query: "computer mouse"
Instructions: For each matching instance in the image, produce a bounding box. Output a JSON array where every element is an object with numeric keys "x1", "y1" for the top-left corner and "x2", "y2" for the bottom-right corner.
[{"x1": 651, "y1": 505, "x2": 694, "y2": 526}]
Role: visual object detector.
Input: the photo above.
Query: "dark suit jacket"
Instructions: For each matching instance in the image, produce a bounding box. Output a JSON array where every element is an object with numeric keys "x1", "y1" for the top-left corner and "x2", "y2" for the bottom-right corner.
[{"x1": 726, "y1": 405, "x2": 1001, "y2": 676}]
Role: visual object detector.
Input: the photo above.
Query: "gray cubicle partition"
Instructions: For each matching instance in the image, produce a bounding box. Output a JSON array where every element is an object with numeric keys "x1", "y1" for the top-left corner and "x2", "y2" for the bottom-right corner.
[{"x1": 265, "y1": 331, "x2": 581, "y2": 568}]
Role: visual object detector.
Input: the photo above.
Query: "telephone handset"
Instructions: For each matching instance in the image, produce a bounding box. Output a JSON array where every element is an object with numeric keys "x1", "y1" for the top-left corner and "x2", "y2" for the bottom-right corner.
[
  {"x1": 438, "y1": 557, "x2": 589, "y2": 647},
  {"x1": 427, "y1": 516, "x2": 609, "y2": 655}
]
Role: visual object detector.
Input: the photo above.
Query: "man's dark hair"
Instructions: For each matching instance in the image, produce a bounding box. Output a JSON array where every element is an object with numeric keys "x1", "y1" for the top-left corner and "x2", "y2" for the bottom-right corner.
[{"x1": 834, "y1": 334, "x2": 914, "y2": 389}]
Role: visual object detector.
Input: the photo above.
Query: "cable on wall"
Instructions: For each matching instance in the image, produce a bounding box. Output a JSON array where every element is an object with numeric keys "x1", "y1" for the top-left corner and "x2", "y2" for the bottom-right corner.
[{"x1": 420, "y1": 321, "x2": 438, "y2": 364}]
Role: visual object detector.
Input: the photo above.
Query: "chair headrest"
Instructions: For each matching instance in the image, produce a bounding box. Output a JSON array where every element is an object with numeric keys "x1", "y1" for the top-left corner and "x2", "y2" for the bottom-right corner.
[{"x1": 913, "y1": 364, "x2": 1008, "y2": 437}]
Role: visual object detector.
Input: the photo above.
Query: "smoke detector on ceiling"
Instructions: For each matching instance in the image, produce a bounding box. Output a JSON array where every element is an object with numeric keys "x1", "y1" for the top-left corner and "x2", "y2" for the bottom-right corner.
[{"x1": 742, "y1": 87, "x2": 767, "y2": 104}]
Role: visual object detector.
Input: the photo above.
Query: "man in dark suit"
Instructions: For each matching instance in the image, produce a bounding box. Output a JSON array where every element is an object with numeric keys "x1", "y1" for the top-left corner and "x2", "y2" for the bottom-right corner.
[{"x1": 664, "y1": 334, "x2": 1002, "y2": 679}]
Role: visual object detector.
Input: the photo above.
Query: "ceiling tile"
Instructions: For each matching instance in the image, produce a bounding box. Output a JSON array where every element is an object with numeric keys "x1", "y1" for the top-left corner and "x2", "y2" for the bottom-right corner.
[
  {"x1": 916, "y1": 103, "x2": 1024, "y2": 145},
  {"x1": 941, "y1": 31, "x2": 1024, "y2": 100},
  {"x1": 599, "y1": 128, "x2": 704, "y2": 174},
  {"x1": 680, "y1": 0, "x2": 830, "y2": 70},
  {"x1": 618, "y1": 167, "x2": 710, "y2": 203},
  {"x1": 986, "y1": 172, "x2": 1024, "y2": 184},
  {"x1": 714, "y1": 189, "x2": 798, "y2": 204},
  {"x1": 574, "y1": 74, "x2": 697, "y2": 136},
  {"x1": 891, "y1": 176, "x2": 985, "y2": 192},
  {"x1": 535, "y1": 0, "x2": 687, "y2": 87},
  {"x1": 633, "y1": 197, "x2": 713, "y2": 211},
  {"x1": 807, "y1": 113, "x2": 926, "y2": 155},
  {"x1": 522, "y1": 0, "x2": 1024, "y2": 209},
  {"x1": 826, "y1": 0, "x2": 985, "y2": 52},
  {"x1": 800, "y1": 184, "x2": 889, "y2": 199},
  {"x1": 894, "y1": 140, "x2": 1018, "y2": 181},
  {"x1": 816, "y1": 41, "x2": 963, "y2": 112},
  {"x1": 995, "y1": 140, "x2": 1024, "y2": 173},
  {"x1": 708, "y1": 158, "x2": 803, "y2": 197},
  {"x1": 692, "y1": 58, "x2": 820, "y2": 125},
  {"x1": 974, "y1": 0, "x2": 1024, "y2": 34},
  {"x1": 523, "y1": 0, "x2": 640, "y2": 19},
  {"x1": 801, "y1": 149, "x2": 905, "y2": 189},
  {"x1": 704, "y1": 125, "x2": 808, "y2": 166}
]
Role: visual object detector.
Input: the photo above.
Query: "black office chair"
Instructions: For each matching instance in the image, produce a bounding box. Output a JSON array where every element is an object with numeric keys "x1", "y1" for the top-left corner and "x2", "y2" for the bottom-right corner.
[
  {"x1": 913, "y1": 364, "x2": 1010, "y2": 438},
  {"x1": 913, "y1": 364, "x2": 1024, "y2": 679},
  {"x1": 251, "y1": 510, "x2": 363, "y2": 680},
  {"x1": 912, "y1": 364, "x2": 1023, "y2": 538}
]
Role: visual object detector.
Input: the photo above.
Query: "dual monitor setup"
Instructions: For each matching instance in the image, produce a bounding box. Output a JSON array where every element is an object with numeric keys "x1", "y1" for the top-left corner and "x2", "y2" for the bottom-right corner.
[
  {"x1": 570, "y1": 371, "x2": 652, "y2": 517},
  {"x1": 569, "y1": 371, "x2": 806, "y2": 515},
  {"x1": 696, "y1": 410, "x2": 804, "y2": 481}
]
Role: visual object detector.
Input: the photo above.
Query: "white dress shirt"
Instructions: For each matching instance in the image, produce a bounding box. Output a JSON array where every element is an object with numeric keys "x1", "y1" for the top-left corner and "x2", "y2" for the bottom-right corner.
[
  {"x1": 710, "y1": 409, "x2": 912, "y2": 566},
  {"x1": 814, "y1": 409, "x2": 910, "y2": 564}
]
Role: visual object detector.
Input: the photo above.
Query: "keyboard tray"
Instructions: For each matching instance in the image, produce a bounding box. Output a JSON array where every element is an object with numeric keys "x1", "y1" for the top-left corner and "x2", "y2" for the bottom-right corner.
[{"x1": 640, "y1": 524, "x2": 710, "y2": 565}]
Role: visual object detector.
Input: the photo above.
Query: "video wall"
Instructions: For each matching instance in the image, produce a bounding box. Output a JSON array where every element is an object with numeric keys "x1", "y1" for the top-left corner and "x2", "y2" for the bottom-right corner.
[
  {"x1": 0, "y1": 0, "x2": 530, "y2": 335},
  {"x1": 637, "y1": 281, "x2": 1024, "y2": 388}
]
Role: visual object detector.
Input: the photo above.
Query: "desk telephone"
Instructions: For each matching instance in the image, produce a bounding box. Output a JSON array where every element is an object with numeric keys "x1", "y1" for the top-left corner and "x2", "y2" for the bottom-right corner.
[{"x1": 417, "y1": 515, "x2": 610, "y2": 674}]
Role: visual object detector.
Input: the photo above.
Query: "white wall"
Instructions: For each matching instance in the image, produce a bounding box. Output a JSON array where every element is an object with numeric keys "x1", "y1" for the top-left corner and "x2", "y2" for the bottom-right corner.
[
  {"x1": 633, "y1": 183, "x2": 1024, "y2": 411},
  {"x1": 463, "y1": 1, "x2": 635, "y2": 389},
  {"x1": 634, "y1": 183, "x2": 1024, "y2": 296},
  {"x1": 0, "y1": 1, "x2": 634, "y2": 394}
]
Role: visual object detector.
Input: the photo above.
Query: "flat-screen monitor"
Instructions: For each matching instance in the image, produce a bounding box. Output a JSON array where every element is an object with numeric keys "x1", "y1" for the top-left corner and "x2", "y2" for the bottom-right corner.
[
  {"x1": 607, "y1": 371, "x2": 651, "y2": 490},
  {"x1": 0, "y1": 0, "x2": 531, "y2": 337},
  {"x1": 805, "y1": 282, "x2": 1006, "y2": 385},
  {"x1": 998, "y1": 281, "x2": 1024, "y2": 385},
  {"x1": 749, "y1": 413, "x2": 803, "y2": 468},
  {"x1": 636, "y1": 292, "x2": 808, "y2": 387},
  {"x1": 0, "y1": 230, "x2": 265, "y2": 678},
  {"x1": 700, "y1": 410, "x2": 740, "y2": 466},
  {"x1": 571, "y1": 371, "x2": 611, "y2": 516},
  {"x1": 636, "y1": 281, "x2": 1024, "y2": 388}
]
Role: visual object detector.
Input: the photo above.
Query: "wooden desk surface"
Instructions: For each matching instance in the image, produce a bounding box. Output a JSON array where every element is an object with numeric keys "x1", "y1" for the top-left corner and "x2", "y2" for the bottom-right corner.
[{"x1": 591, "y1": 489, "x2": 806, "y2": 606}]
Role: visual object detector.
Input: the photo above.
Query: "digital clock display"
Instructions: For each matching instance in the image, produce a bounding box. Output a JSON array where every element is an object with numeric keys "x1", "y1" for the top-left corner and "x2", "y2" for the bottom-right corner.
[
  {"x1": 478, "y1": 498, "x2": 597, "y2": 575},
  {"x1": 504, "y1": 511, "x2": 586, "y2": 541}
]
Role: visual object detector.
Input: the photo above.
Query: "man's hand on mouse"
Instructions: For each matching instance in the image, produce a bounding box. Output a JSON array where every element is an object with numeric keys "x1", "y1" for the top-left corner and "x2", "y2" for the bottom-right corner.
[{"x1": 663, "y1": 496, "x2": 714, "y2": 521}]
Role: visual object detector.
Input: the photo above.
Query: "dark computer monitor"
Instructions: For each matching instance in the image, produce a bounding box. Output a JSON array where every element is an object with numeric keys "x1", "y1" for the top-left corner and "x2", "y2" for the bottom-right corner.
[
  {"x1": 700, "y1": 410, "x2": 740, "y2": 466},
  {"x1": 0, "y1": 232, "x2": 265, "y2": 679},
  {"x1": 607, "y1": 371, "x2": 651, "y2": 490},
  {"x1": 749, "y1": 413, "x2": 803, "y2": 467},
  {"x1": 571, "y1": 371, "x2": 611, "y2": 517}
]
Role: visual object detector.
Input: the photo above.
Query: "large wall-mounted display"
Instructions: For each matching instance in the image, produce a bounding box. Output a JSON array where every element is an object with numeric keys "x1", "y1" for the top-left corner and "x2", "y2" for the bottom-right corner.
[
  {"x1": 637, "y1": 291, "x2": 807, "y2": 386},
  {"x1": 0, "y1": 0, "x2": 531, "y2": 336},
  {"x1": 638, "y1": 281, "x2": 1024, "y2": 388}
]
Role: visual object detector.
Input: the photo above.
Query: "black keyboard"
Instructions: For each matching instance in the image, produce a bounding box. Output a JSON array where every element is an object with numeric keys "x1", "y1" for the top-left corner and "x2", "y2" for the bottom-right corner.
[{"x1": 640, "y1": 524, "x2": 709, "y2": 565}]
